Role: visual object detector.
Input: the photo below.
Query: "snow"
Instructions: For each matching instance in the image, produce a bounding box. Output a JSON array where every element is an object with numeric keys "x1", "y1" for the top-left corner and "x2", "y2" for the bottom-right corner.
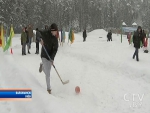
[
  {"x1": 0, "y1": 29, "x2": 150, "y2": 113},
  {"x1": 33, "y1": 30, "x2": 36, "y2": 35},
  {"x1": 132, "y1": 22, "x2": 138, "y2": 26},
  {"x1": 122, "y1": 22, "x2": 127, "y2": 26},
  {"x1": 88, "y1": 29, "x2": 107, "y2": 36}
]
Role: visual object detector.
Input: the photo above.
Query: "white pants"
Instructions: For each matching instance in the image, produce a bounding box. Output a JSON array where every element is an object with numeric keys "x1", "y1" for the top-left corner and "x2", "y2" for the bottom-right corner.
[{"x1": 42, "y1": 58, "x2": 52, "y2": 90}]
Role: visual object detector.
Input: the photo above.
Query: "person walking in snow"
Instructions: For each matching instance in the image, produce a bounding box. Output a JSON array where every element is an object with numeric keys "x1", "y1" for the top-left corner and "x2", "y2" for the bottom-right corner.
[
  {"x1": 107, "y1": 30, "x2": 112, "y2": 41},
  {"x1": 133, "y1": 26, "x2": 143, "y2": 61},
  {"x1": 83, "y1": 29, "x2": 87, "y2": 42},
  {"x1": 25, "y1": 27, "x2": 30, "y2": 54},
  {"x1": 142, "y1": 30, "x2": 148, "y2": 52},
  {"x1": 21, "y1": 28, "x2": 27, "y2": 55},
  {"x1": 35, "y1": 28, "x2": 41, "y2": 54},
  {"x1": 38, "y1": 23, "x2": 58, "y2": 94},
  {"x1": 27, "y1": 24, "x2": 33, "y2": 53},
  {"x1": 142, "y1": 30, "x2": 146, "y2": 48},
  {"x1": 127, "y1": 32, "x2": 131, "y2": 44}
]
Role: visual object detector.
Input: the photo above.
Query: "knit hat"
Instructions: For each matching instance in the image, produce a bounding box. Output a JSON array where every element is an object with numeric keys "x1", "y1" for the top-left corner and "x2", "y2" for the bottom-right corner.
[
  {"x1": 137, "y1": 26, "x2": 142, "y2": 30},
  {"x1": 50, "y1": 23, "x2": 58, "y2": 31}
]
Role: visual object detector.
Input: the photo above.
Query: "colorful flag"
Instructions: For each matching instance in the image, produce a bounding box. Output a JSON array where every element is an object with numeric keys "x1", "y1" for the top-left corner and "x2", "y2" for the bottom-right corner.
[
  {"x1": 0, "y1": 24, "x2": 5, "y2": 49},
  {"x1": 0, "y1": 26, "x2": 2, "y2": 47},
  {"x1": 5, "y1": 26, "x2": 9, "y2": 43},
  {"x1": 0, "y1": 39, "x2": 1, "y2": 47},
  {"x1": 1, "y1": 24, "x2": 5, "y2": 49},
  {"x1": 68, "y1": 28, "x2": 70, "y2": 43},
  {"x1": 3, "y1": 35, "x2": 12, "y2": 52},
  {"x1": 3, "y1": 25, "x2": 14, "y2": 52},
  {"x1": 10, "y1": 25, "x2": 14, "y2": 46},
  {"x1": 121, "y1": 23, "x2": 122, "y2": 43},
  {"x1": 10, "y1": 25, "x2": 14, "y2": 38},
  {"x1": 68, "y1": 28, "x2": 72, "y2": 43},
  {"x1": 69, "y1": 28, "x2": 75, "y2": 44},
  {"x1": 71, "y1": 30, "x2": 75, "y2": 44}
]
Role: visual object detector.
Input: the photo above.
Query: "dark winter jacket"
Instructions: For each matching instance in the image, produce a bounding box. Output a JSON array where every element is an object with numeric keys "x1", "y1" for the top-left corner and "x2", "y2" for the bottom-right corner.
[
  {"x1": 133, "y1": 30, "x2": 142, "y2": 48},
  {"x1": 107, "y1": 32, "x2": 112, "y2": 38},
  {"x1": 28, "y1": 27, "x2": 33, "y2": 38},
  {"x1": 39, "y1": 30, "x2": 58, "y2": 61},
  {"x1": 36, "y1": 30, "x2": 42, "y2": 43},
  {"x1": 83, "y1": 30, "x2": 87, "y2": 38},
  {"x1": 25, "y1": 30, "x2": 29, "y2": 43},
  {"x1": 21, "y1": 32, "x2": 27, "y2": 45}
]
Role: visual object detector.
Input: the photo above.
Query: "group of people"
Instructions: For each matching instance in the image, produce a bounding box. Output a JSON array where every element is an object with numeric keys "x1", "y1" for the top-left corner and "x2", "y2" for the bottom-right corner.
[
  {"x1": 127, "y1": 29, "x2": 147, "y2": 47},
  {"x1": 20, "y1": 24, "x2": 147, "y2": 95},
  {"x1": 127, "y1": 26, "x2": 148, "y2": 61},
  {"x1": 21, "y1": 25, "x2": 51, "y2": 55},
  {"x1": 106, "y1": 26, "x2": 147, "y2": 62},
  {"x1": 21, "y1": 24, "x2": 34, "y2": 55},
  {"x1": 21, "y1": 25, "x2": 89, "y2": 94}
]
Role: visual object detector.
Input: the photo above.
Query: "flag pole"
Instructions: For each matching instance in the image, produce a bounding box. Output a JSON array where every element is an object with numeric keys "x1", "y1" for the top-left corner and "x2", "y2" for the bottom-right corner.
[
  {"x1": 121, "y1": 22, "x2": 123, "y2": 43},
  {"x1": 10, "y1": 24, "x2": 13, "y2": 54}
]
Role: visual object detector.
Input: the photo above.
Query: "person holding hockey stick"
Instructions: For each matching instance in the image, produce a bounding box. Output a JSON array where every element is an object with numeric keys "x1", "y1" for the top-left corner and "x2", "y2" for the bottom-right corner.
[{"x1": 38, "y1": 23, "x2": 59, "y2": 94}]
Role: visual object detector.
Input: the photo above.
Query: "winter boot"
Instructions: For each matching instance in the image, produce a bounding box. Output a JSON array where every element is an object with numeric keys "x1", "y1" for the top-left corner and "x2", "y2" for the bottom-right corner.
[
  {"x1": 47, "y1": 90, "x2": 51, "y2": 94},
  {"x1": 39, "y1": 63, "x2": 43, "y2": 73},
  {"x1": 35, "y1": 49, "x2": 39, "y2": 54}
]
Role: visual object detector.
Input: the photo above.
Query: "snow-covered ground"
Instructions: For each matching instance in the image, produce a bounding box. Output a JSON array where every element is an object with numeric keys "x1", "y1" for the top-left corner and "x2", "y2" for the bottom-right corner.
[{"x1": 0, "y1": 29, "x2": 150, "y2": 113}]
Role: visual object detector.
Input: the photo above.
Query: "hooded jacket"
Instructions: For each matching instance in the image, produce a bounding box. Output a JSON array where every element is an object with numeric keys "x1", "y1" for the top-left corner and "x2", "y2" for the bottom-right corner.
[
  {"x1": 133, "y1": 26, "x2": 142, "y2": 48},
  {"x1": 39, "y1": 30, "x2": 58, "y2": 61}
]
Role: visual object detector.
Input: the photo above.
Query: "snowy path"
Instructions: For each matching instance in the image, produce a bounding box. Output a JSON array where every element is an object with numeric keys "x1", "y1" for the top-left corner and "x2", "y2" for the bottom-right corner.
[{"x1": 0, "y1": 30, "x2": 150, "y2": 113}]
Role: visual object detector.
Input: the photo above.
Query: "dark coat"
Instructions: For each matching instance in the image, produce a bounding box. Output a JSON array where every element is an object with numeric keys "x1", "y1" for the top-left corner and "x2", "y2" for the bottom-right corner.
[
  {"x1": 133, "y1": 31, "x2": 142, "y2": 48},
  {"x1": 28, "y1": 27, "x2": 33, "y2": 38},
  {"x1": 83, "y1": 30, "x2": 87, "y2": 38},
  {"x1": 21, "y1": 32, "x2": 27, "y2": 45},
  {"x1": 107, "y1": 32, "x2": 112, "y2": 39},
  {"x1": 36, "y1": 30, "x2": 42, "y2": 43},
  {"x1": 25, "y1": 30, "x2": 29, "y2": 43},
  {"x1": 39, "y1": 30, "x2": 58, "y2": 61}
]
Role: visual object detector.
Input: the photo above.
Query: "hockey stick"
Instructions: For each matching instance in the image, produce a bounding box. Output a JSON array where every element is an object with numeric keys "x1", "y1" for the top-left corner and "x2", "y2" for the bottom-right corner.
[{"x1": 43, "y1": 46, "x2": 69, "y2": 85}]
